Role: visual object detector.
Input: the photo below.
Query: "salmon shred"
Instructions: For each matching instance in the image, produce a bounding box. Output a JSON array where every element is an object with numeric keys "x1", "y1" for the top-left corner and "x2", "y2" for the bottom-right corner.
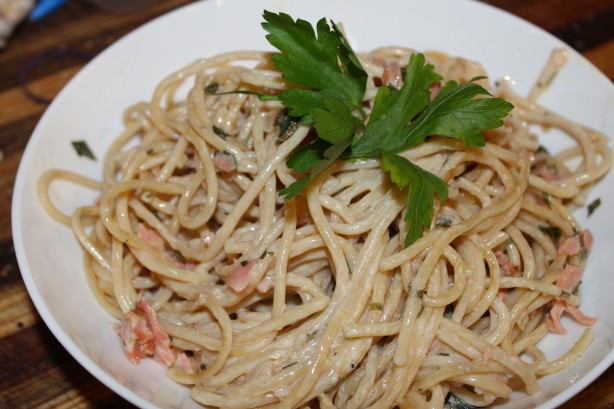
[
  {"x1": 213, "y1": 151, "x2": 237, "y2": 173},
  {"x1": 116, "y1": 311, "x2": 154, "y2": 365},
  {"x1": 533, "y1": 164, "x2": 560, "y2": 181},
  {"x1": 381, "y1": 64, "x2": 403, "y2": 89},
  {"x1": 481, "y1": 345, "x2": 493, "y2": 365},
  {"x1": 495, "y1": 250, "x2": 521, "y2": 277},
  {"x1": 137, "y1": 223, "x2": 165, "y2": 252},
  {"x1": 228, "y1": 259, "x2": 258, "y2": 293},
  {"x1": 558, "y1": 229, "x2": 593, "y2": 256},
  {"x1": 546, "y1": 262, "x2": 597, "y2": 334},
  {"x1": 256, "y1": 276, "x2": 274, "y2": 294},
  {"x1": 138, "y1": 223, "x2": 196, "y2": 270},
  {"x1": 556, "y1": 264, "x2": 582, "y2": 293},
  {"x1": 175, "y1": 352, "x2": 195, "y2": 374},
  {"x1": 116, "y1": 298, "x2": 175, "y2": 366},
  {"x1": 546, "y1": 300, "x2": 597, "y2": 335}
]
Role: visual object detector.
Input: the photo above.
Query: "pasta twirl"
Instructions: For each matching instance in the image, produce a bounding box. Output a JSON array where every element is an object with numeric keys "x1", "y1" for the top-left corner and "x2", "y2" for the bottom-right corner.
[{"x1": 39, "y1": 46, "x2": 612, "y2": 408}]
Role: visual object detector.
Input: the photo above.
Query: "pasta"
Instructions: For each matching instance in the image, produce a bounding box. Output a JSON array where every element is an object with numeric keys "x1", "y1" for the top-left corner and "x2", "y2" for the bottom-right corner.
[{"x1": 38, "y1": 45, "x2": 612, "y2": 408}]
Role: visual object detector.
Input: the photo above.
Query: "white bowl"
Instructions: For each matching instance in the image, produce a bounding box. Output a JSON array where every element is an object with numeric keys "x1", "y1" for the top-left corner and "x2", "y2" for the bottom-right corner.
[{"x1": 12, "y1": 0, "x2": 614, "y2": 408}]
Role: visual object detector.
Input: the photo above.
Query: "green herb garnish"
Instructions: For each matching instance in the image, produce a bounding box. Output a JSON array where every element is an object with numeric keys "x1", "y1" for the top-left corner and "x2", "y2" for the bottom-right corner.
[
  {"x1": 587, "y1": 198, "x2": 601, "y2": 217},
  {"x1": 213, "y1": 126, "x2": 229, "y2": 139},
  {"x1": 260, "y1": 250, "x2": 273, "y2": 259},
  {"x1": 282, "y1": 361, "x2": 298, "y2": 370},
  {"x1": 205, "y1": 82, "x2": 220, "y2": 94},
  {"x1": 443, "y1": 304, "x2": 455, "y2": 318},
  {"x1": 277, "y1": 109, "x2": 301, "y2": 138},
  {"x1": 573, "y1": 280, "x2": 582, "y2": 295},
  {"x1": 71, "y1": 140, "x2": 96, "y2": 160},
  {"x1": 538, "y1": 225, "x2": 562, "y2": 238},
  {"x1": 446, "y1": 393, "x2": 478, "y2": 409},
  {"x1": 260, "y1": 11, "x2": 513, "y2": 246}
]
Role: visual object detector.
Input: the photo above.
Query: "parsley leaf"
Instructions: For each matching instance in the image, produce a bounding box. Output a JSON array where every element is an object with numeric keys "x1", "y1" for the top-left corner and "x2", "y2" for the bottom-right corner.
[
  {"x1": 399, "y1": 79, "x2": 513, "y2": 150},
  {"x1": 286, "y1": 138, "x2": 331, "y2": 173},
  {"x1": 262, "y1": 11, "x2": 367, "y2": 122},
  {"x1": 260, "y1": 11, "x2": 513, "y2": 246},
  {"x1": 281, "y1": 139, "x2": 351, "y2": 199},
  {"x1": 350, "y1": 53, "x2": 442, "y2": 157},
  {"x1": 381, "y1": 152, "x2": 448, "y2": 246},
  {"x1": 350, "y1": 54, "x2": 513, "y2": 157},
  {"x1": 312, "y1": 95, "x2": 364, "y2": 143}
]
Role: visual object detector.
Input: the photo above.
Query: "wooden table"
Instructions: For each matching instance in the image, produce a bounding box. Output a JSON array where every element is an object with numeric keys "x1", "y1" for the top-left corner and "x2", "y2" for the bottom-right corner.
[{"x1": 0, "y1": 0, "x2": 612, "y2": 407}]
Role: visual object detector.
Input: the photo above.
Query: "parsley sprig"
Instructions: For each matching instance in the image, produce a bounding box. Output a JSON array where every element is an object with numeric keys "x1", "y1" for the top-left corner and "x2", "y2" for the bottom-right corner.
[{"x1": 260, "y1": 11, "x2": 513, "y2": 246}]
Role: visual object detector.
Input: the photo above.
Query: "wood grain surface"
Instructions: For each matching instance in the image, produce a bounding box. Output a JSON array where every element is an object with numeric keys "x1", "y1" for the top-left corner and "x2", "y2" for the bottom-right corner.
[{"x1": 1, "y1": 0, "x2": 612, "y2": 407}]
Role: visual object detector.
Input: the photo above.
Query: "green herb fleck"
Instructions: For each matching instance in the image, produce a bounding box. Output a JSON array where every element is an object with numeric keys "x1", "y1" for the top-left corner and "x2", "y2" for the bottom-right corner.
[
  {"x1": 587, "y1": 198, "x2": 601, "y2": 217},
  {"x1": 170, "y1": 250, "x2": 186, "y2": 263},
  {"x1": 539, "y1": 225, "x2": 561, "y2": 238},
  {"x1": 368, "y1": 302, "x2": 383, "y2": 311},
  {"x1": 205, "y1": 82, "x2": 220, "y2": 94},
  {"x1": 435, "y1": 215, "x2": 454, "y2": 228},
  {"x1": 260, "y1": 250, "x2": 273, "y2": 259},
  {"x1": 213, "y1": 126, "x2": 229, "y2": 139},
  {"x1": 573, "y1": 280, "x2": 582, "y2": 295},
  {"x1": 240, "y1": 260, "x2": 249, "y2": 267},
  {"x1": 306, "y1": 330, "x2": 319, "y2": 342},
  {"x1": 282, "y1": 361, "x2": 298, "y2": 370},
  {"x1": 444, "y1": 304, "x2": 454, "y2": 318},
  {"x1": 277, "y1": 109, "x2": 301, "y2": 139},
  {"x1": 447, "y1": 393, "x2": 478, "y2": 409},
  {"x1": 71, "y1": 140, "x2": 96, "y2": 160}
]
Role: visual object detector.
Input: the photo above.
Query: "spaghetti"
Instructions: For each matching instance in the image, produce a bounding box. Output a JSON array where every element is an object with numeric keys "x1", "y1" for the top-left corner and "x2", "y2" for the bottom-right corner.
[{"x1": 39, "y1": 46, "x2": 612, "y2": 408}]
